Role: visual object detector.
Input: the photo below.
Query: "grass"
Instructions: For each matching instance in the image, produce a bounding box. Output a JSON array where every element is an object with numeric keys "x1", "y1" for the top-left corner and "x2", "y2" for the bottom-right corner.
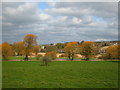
[
  {"x1": 57, "y1": 57, "x2": 83, "y2": 60},
  {"x1": 2, "y1": 61, "x2": 119, "y2": 88}
]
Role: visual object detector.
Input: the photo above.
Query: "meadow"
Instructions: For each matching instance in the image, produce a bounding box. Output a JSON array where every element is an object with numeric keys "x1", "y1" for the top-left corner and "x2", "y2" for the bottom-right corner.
[{"x1": 2, "y1": 61, "x2": 119, "y2": 88}]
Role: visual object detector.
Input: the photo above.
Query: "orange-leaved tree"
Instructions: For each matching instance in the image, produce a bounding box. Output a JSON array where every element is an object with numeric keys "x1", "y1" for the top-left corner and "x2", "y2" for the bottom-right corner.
[
  {"x1": 23, "y1": 34, "x2": 37, "y2": 60},
  {"x1": 2, "y1": 42, "x2": 13, "y2": 60},
  {"x1": 45, "y1": 51, "x2": 57, "y2": 60},
  {"x1": 105, "y1": 45, "x2": 119, "y2": 59},
  {"x1": 81, "y1": 41, "x2": 96, "y2": 60},
  {"x1": 64, "y1": 42, "x2": 79, "y2": 60},
  {"x1": 12, "y1": 41, "x2": 24, "y2": 56},
  {"x1": 0, "y1": 44, "x2": 2, "y2": 59}
]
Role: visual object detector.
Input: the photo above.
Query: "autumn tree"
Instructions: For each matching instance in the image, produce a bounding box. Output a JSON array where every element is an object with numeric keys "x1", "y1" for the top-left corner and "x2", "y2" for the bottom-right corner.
[
  {"x1": 64, "y1": 42, "x2": 79, "y2": 60},
  {"x1": 33, "y1": 45, "x2": 40, "y2": 55},
  {"x1": 0, "y1": 44, "x2": 2, "y2": 59},
  {"x1": 23, "y1": 34, "x2": 37, "y2": 60},
  {"x1": 81, "y1": 41, "x2": 96, "y2": 60},
  {"x1": 2, "y1": 42, "x2": 13, "y2": 60},
  {"x1": 12, "y1": 42, "x2": 17, "y2": 56},
  {"x1": 12, "y1": 41, "x2": 24, "y2": 56},
  {"x1": 104, "y1": 45, "x2": 119, "y2": 59},
  {"x1": 45, "y1": 51, "x2": 57, "y2": 60}
]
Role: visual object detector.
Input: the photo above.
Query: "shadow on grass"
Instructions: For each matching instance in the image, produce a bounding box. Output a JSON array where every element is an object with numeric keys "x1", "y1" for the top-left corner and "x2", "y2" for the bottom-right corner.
[{"x1": 110, "y1": 61, "x2": 120, "y2": 62}]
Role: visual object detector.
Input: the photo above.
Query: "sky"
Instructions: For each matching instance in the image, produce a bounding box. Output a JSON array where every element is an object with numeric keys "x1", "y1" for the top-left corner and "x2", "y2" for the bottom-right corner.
[{"x1": 2, "y1": 2, "x2": 118, "y2": 44}]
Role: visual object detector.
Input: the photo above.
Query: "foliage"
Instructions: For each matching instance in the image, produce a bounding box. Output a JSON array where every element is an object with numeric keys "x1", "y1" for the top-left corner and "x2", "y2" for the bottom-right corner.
[
  {"x1": 45, "y1": 51, "x2": 57, "y2": 60},
  {"x1": 12, "y1": 41, "x2": 24, "y2": 56},
  {"x1": 33, "y1": 45, "x2": 40, "y2": 55},
  {"x1": 2, "y1": 42, "x2": 13, "y2": 60},
  {"x1": 81, "y1": 41, "x2": 96, "y2": 60},
  {"x1": 40, "y1": 56, "x2": 52, "y2": 66},
  {"x1": 0, "y1": 44, "x2": 2, "y2": 58},
  {"x1": 23, "y1": 34, "x2": 37, "y2": 60},
  {"x1": 64, "y1": 42, "x2": 79, "y2": 60},
  {"x1": 101, "y1": 45, "x2": 119, "y2": 59}
]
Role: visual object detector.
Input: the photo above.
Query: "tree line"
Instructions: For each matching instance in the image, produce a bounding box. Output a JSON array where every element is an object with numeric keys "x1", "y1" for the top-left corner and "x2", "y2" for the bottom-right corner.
[{"x1": 0, "y1": 34, "x2": 120, "y2": 61}]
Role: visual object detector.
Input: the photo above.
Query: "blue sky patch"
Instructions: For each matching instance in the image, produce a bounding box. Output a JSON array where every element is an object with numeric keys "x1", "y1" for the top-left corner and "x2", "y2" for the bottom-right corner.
[
  {"x1": 38, "y1": 2, "x2": 49, "y2": 10},
  {"x1": 95, "y1": 17, "x2": 105, "y2": 22}
]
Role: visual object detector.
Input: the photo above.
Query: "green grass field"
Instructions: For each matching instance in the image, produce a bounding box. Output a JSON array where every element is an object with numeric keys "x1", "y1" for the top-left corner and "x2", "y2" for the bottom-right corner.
[{"x1": 2, "y1": 61, "x2": 118, "y2": 88}]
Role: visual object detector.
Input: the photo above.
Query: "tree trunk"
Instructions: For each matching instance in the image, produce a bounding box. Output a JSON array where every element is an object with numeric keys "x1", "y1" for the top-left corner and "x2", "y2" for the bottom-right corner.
[
  {"x1": 24, "y1": 55, "x2": 28, "y2": 60},
  {"x1": 86, "y1": 57, "x2": 89, "y2": 60},
  {"x1": 68, "y1": 55, "x2": 71, "y2": 60},
  {"x1": 17, "y1": 52, "x2": 20, "y2": 56},
  {"x1": 71, "y1": 53, "x2": 74, "y2": 61},
  {"x1": 71, "y1": 57, "x2": 74, "y2": 61}
]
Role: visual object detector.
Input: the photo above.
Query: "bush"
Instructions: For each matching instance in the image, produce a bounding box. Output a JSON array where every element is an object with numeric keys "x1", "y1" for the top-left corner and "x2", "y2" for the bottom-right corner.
[
  {"x1": 40, "y1": 56, "x2": 52, "y2": 66},
  {"x1": 45, "y1": 51, "x2": 57, "y2": 60},
  {"x1": 36, "y1": 54, "x2": 43, "y2": 60}
]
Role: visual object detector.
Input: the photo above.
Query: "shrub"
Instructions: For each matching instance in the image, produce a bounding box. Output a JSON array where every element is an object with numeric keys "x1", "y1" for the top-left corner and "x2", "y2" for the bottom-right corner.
[
  {"x1": 40, "y1": 56, "x2": 52, "y2": 66},
  {"x1": 45, "y1": 51, "x2": 57, "y2": 60}
]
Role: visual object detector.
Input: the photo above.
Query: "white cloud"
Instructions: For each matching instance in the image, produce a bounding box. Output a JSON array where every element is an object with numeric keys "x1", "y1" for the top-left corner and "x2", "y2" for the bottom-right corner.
[
  {"x1": 95, "y1": 39, "x2": 111, "y2": 41},
  {"x1": 45, "y1": 7, "x2": 93, "y2": 17},
  {"x1": 39, "y1": 13, "x2": 51, "y2": 20},
  {"x1": 3, "y1": 2, "x2": 51, "y2": 25},
  {"x1": 60, "y1": 16, "x2": 68, "y2": 21},
  {"x1": 72, "y1": 17, "x2": 82, "y2": 24}
]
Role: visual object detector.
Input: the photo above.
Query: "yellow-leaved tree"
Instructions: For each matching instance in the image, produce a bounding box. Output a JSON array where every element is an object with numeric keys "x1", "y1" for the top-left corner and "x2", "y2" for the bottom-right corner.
[
  {"x1": 64, "y1": 42, "x2": 79, "y2": 60},
  {"x1": 12, "y1": 41, "x2": 24, "y2": 56},
  {"x1": 2, "y1": 42, "x2": 13, "y2": 60},
  {"x1": 105, "y1": 45, "x2": 119, "y2": 59},
  {"x1": 23, "y1": 34, "x2": 37, "y2": 60}
]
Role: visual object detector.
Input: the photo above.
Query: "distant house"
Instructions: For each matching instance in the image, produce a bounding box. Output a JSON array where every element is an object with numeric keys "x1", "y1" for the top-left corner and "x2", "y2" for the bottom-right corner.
[
  {"x1": 41, "y1": 46, "x2": 45, "y2": 49},
  {"x1": 98, "y1": 46, "x2": 109, "y2": 54},
  {"x1": 95, "y1": 41, "x2": 119, "y2": 47}
]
